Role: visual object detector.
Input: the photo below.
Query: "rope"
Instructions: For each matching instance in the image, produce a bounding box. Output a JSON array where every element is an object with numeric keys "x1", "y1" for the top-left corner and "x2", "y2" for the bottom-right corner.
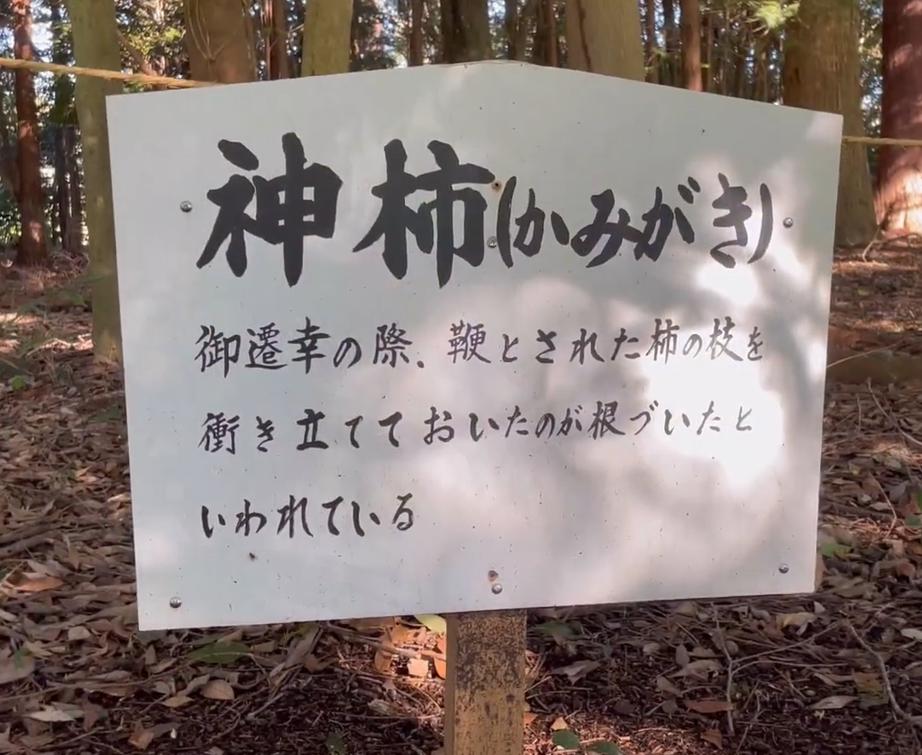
[
  {"x1": 0, "y1": 56, "x2": 213, "y2": 89},
  {"x1": 2, "y1": 55, "x2": 922, "y2": 149},
  {"x1": 841, "y1": 135, "x2": 922, "y2": 148}
]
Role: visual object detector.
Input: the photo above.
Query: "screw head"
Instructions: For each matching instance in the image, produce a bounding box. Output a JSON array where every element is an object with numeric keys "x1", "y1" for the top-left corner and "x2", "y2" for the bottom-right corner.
[
  {"x1": 169, "y1": 596, "x2": 182, "y2": 608},
  {"x1": 487, "y1": 236, "x2": 498, "y2": 249},
  {"x1": 782, "y1": 217, "x2": 794, "y2": 228},
  {"x1": 778, "y1": 563, "x2": 790, "y2": 574},
  {"x1": 491, "y1": 583, "x2": 503, "y2": 595},
  {"x1": 179, "y1": 200, "x2": 193, "y2": 213}
]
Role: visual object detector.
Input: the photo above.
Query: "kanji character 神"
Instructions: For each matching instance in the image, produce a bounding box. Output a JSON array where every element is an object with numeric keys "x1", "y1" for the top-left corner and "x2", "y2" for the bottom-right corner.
[{"x1": 197, "y1": 133, "x2": 342, "y2": 286}]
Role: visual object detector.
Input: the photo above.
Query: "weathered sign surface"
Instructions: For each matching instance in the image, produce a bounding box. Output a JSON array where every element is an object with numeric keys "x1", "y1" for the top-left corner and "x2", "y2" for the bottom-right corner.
[{"x1": 108, "y1": 62, "x2": 841, "y2": 630}]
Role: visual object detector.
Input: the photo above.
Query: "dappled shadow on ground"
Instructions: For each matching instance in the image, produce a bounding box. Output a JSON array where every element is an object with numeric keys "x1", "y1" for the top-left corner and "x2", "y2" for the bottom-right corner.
[{"x1": 1, "y1": 246, "x2": 921, "y2": 754}]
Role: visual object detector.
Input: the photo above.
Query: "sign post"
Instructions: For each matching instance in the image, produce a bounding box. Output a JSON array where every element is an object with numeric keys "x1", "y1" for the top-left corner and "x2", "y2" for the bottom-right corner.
[
  {"x1": 444, "y1": 611, "x2": 527, "y2": 755},
  {"x1": 108, "y1": 61, "x2": 841, "y2": 753}
]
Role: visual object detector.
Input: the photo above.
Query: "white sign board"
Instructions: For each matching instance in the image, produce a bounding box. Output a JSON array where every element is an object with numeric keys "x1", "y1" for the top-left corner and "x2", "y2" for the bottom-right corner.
[{"x1": 108, "y1": 63, "x2": 841, "y2": 630}]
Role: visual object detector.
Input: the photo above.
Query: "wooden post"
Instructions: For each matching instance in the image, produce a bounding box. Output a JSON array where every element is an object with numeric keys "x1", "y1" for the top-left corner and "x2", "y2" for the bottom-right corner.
[{"x1": 444, "y1": 610, "x2": 527, "y2": 755}]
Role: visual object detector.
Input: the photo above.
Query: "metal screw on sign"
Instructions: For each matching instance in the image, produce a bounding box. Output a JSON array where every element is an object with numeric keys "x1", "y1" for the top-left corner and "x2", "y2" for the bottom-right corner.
[
  {"x1": 782, "y1": 217, "x2": 794, "y2": 228},
  {"x1": 487, "y1": 236, "x2": 498, "y2": 249},
  {"x1": 169, "y1": 596, "x2": 182, "y2": 608},
  {"x1": 179, "y1": 200, "x2": 193, "y2": 213},
  {"x1": 491, "y1": 583, "x2": 503, "y2": 595},
  {"x1": 778, "y1": 563, "x2": 790, "y2": 574}
]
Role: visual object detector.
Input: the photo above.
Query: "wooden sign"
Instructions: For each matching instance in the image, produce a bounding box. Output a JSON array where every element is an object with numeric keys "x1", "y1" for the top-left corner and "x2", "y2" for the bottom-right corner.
[{"x1": 107, "y1": 62, "x2": 841, "y2": 631}]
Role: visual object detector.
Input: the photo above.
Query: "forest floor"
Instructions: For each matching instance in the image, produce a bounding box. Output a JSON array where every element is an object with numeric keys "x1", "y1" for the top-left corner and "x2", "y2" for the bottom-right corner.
[{"x1": 1, "y1": 243, "x2": 922, "y2": 755}]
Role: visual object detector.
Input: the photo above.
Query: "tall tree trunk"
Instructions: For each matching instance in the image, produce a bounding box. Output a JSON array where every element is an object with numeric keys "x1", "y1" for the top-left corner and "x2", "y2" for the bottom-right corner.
[
  {"x1": 440, "y1": 0, "x2": 492, "y2": 62},
  {"x1": 64, "y1": 126, "x2": 83, "y2": 254},
  {"x1": 302, "y1": 0, "x2": 353, "y2": 75},
  {"x1": 753, "y1": 34, "x2": 768, "y2": 101},
  {"x1": 505, "y1": 0, "x2": 519, "y2": 59},
  {"x1": 565, "y1": 0, "x2": 644, "y2": 80},
  {"x1": 533, "y1": 0, "x2": 557, "y2": 65},
  {"x1": 49, "y1": 0, "x2": 71, "y2": 250},
  {"x1": 662, "y1": 0, "x2": 678, "y2": 84},
  {"x1": 12, "y1": 0, "x2": 48, "y2": 266},
  {"x1": 784, "y1": 0, "x2": 876, "y2": 247},
  {"x1": 877, "y1": 0, "x2": 922, "y2": 235},
  {"x1": 716, "y1": 7, "x2": 729, "y2": 94},
  {"x1": 0, "y1": 86, "x2": 19, "y2": 201},
  {"x1": 410, "y1": 0, "x2": 425, "y2": 64},
  {"x1": 184, "y1": 0, "x2": 258, "y2": 82},
  {"x1": 52, "y1": 127, "x2": 68, "y2": 248},
  {"x1": 262, "y1": 0, "x2": 289, "y2": 78},
  {"x1": 679, "y1": 0, "x2": 702, "y2": 90},
  {"x1": 701, "y1": 8, "x2": 711, "y2": 92},
  {"x1": 67, "y1": 0, "x2": 123, "y2": 362},
  {"x1": 643, "y1": 0, "x2": 658, "y2": 83},
  {"x1": 544, "y1": 0, "x2": 558, "y2": 66}
]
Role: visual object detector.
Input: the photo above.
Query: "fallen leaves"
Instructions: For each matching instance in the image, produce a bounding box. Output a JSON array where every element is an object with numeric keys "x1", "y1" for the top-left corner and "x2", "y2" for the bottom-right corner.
[
  {"x1": 0, "y1": 653, "x2": 34, "y2": 685},
  {"x1": 552, "y1": 659, "x2": 600, "y2": 683},
  {"x1": 187, "y1": 640, "x2": 249, "y2": 665},
  {"x1": 8, "y1": 575, "x2": 64, "y2": 593},
  {"x1": 684, "y1": 699, "x2": 733, "y2": 714},
  {"x1": 201, "y1": 679, "x2": 235, "y2": 701},
  {"x1": 811, "y1": 695, "x2": 858, "y2": 711}
]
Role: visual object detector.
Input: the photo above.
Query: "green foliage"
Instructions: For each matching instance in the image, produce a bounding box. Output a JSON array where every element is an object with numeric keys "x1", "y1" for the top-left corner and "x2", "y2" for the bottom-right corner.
[
  {"x1": 748, "y1": 0, "x2": 799, "y2": 31},
  {"x1": 186, "y1": 640, "x2": 249, "y2": 665},
  {"x1": 551, "y1": 729, "x2": 581, "y2": 751},
  {"x1": 587, "y1": 743, "x2": 622, "y2": 755},
  {"x1": 324, "y1": 733, "x2": 348, "y2": 755},
  {"x1": 415, "y1": 613, "x2": 447, "y2": 634}
]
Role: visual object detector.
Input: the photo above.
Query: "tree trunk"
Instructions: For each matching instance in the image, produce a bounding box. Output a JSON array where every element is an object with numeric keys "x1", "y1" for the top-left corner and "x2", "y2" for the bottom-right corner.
[
  {"x1": 440, "y1": 0, "x2": 492, "y2": 62},
  {"x1": 783, "y1": 0, "x2": 876, "y2": 247},
  {"x1": 565, "y1": 0, "x2": 644, "y2": 80},
  {"x1": 262, "y1": 0, "x2": 289, "y2": 78},
  {"x1": 184, "y1": 0, "x2": 257, "y2": 82},
  {"x1": 64, "y1": 126, "x2": 83, "y2": 254},
  {"x1": 753, "y1": 35, "x2": 768, "y2": 101},
  {"x1": 701, "y1": 8, "x2": 711, "y2": 92},
  {"x1": 504, "y1": 0, "x2": 518, "y2": 59},
  {"x1": 67, "y1": 0, "x2": 123, "y2": 362},
  {"x1": 52, "y1": 126, "x2": 68, "y2": 249},
  {"x1": 877, "y1": 0, "x2": 922, "y2": 235},
  {"x1": 12, "y1": 0, "x2": 48, "y2": 266},
  {"x1": 410, "y1": 0, "x2": 425, "y2": 64},
  {"x1": 302, "y1": 0, "x2": 353, "y2": 75},
  {"x1": 662, "y1": 0, "x2": 678, "y2": 84},
  {"x1": 533, "y1": 0, "x2": 558, "y2": 65},
  {"x1": 49, "y1": 0, "x2": 71, "y2": 249},
  {"x1": 679, "y1": 0, "x2": 702, "y2": 90},
  {"x1": 643, "y1": 0, "x2": 659, "y2": 83},
  {"x1": 544, "y1": 0, "x2": 558, "y2": 66}
]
